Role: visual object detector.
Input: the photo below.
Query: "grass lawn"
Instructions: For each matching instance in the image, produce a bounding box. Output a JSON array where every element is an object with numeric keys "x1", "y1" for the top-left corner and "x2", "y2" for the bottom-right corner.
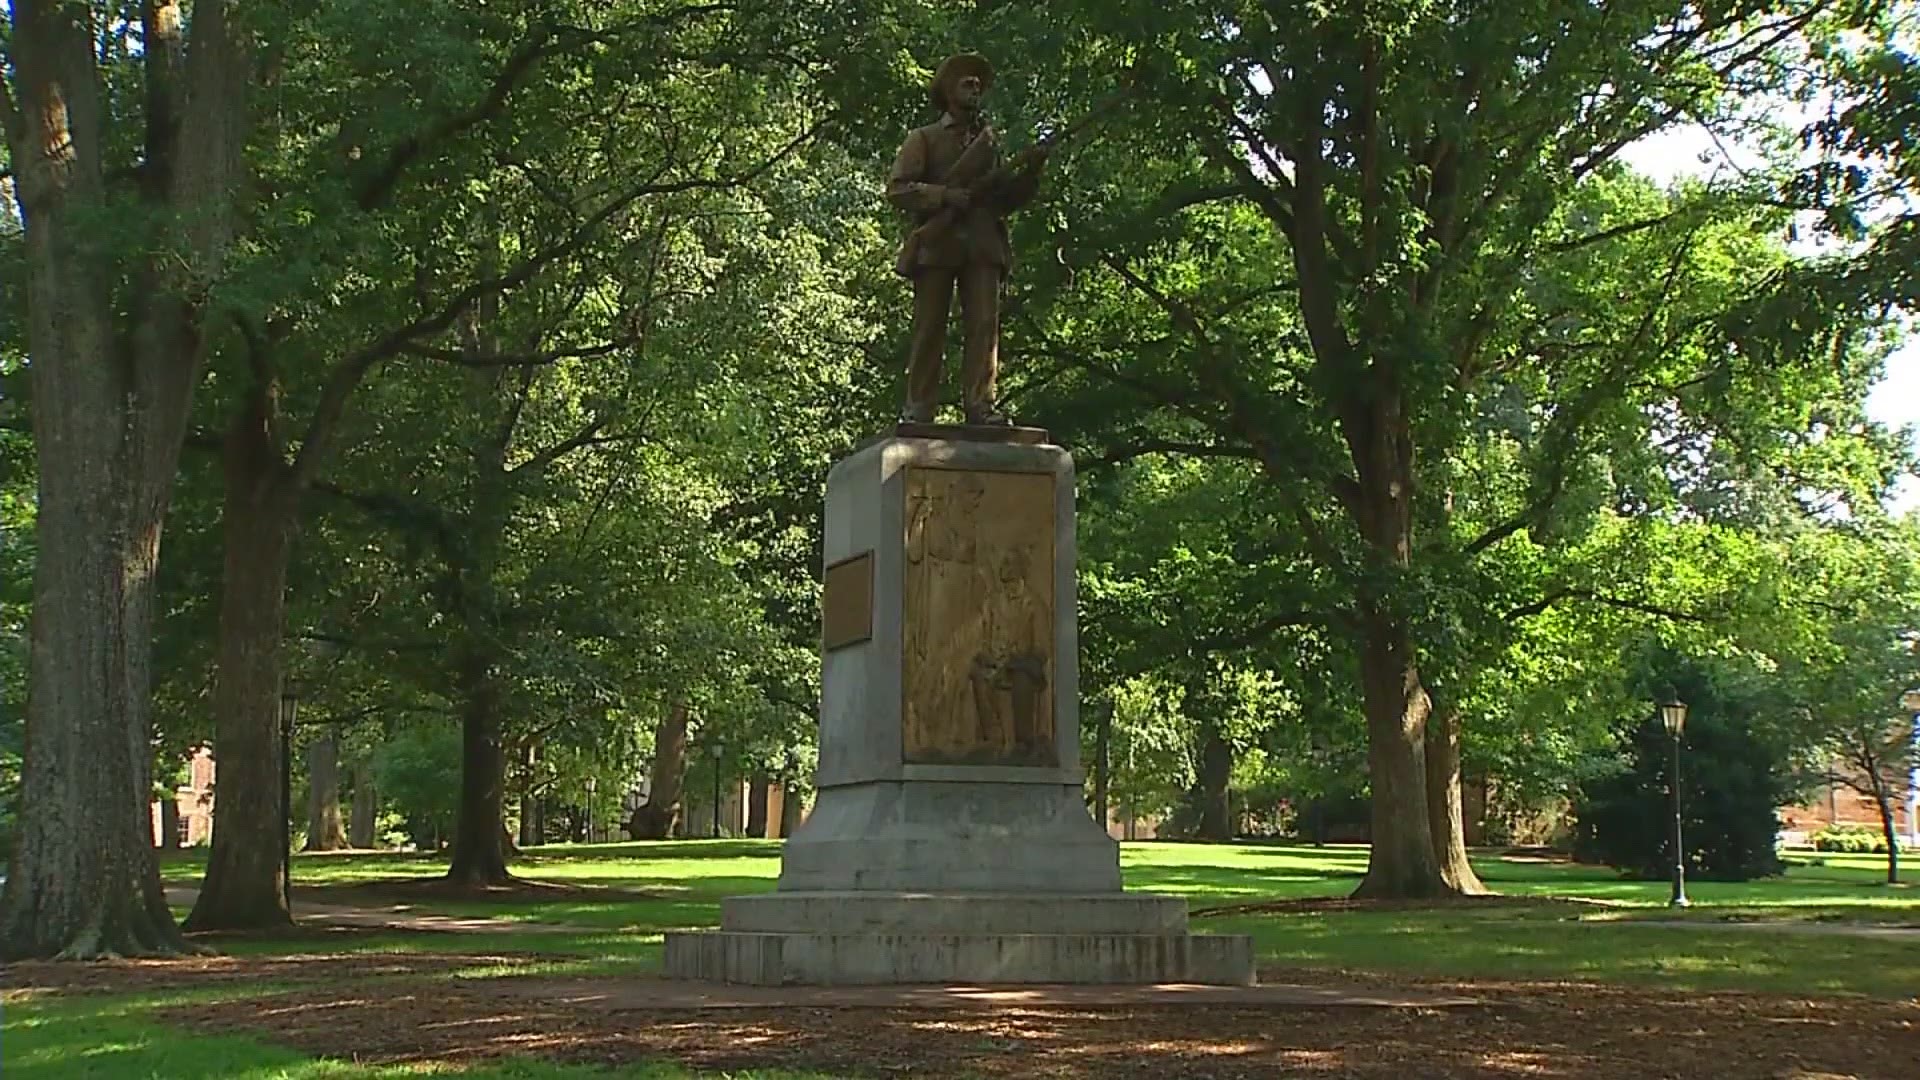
[
  {"x1": 12, "y1": 840, "x2": 1913, "y2": 1078},
  {"x1": 154, "y1": 839, "x2": 1920, "y2": 996}
]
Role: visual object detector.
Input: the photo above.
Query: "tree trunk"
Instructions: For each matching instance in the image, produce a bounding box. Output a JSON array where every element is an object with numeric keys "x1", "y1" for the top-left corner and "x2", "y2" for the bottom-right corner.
[
  {"x1": 1351, "y1": 609, "x2": 1447, "y2": 899},
  {"x1": 1195, "y1": 723, "x2": 1234, "y2": 841},
  {"x1": 746, "y1": 774, "x2": 771, "y2": 838},
  {"x1": 1424, "y1": 697, "x2": 1487, "y2": 894},
  {"x1": 1, "y1": 0, "x2": 249, "y2": 959},
  {"x1": 0, "y1": 0, "x2": 229, "y2": 961},
  {"x1": 626, "y1": 702, "x2": 689, "y2": 839},
  {"x1": 303, "y1": 732, "x2": 348, "y2": 851},
  {"x1": 158, "y1": 798, "x2": 181, "y2": 852},
  {"x1": 349, "y1": 760, "x2": 377, "y2": 849},
  {"x1": 185, "y1": 390, "x2": 299, "y2": 931},
  {"x1": 518, "y1": 742, "x2": 541, "y2": 848},
  {"x1": 1870, "y1": 780, "x2": 1900, "y2": 886},
  {"x1": 446, "y1": 648, "x2": 512, "y2": 885},
  {"x1": 518, "y1": 796, "x2": 540, "y2": 848},
  {"x1": 521, "y1": 796, "x2": 544, "y2": 848},
  {"x1": 1092, "y1": 698, "x2": 1111, "y2": 829},
  {"x1": 779, "y1": 783, "x2": 803, "y2": 838},
  {"x1": 1342, "y1": 379, "x2": 1451, "y2": 899}
]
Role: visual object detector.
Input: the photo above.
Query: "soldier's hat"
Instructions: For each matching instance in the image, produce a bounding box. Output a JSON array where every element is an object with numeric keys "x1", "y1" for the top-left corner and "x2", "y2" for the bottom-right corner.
[{"x1": 930, "y1": 53, "x2": 994, "y2": 110}]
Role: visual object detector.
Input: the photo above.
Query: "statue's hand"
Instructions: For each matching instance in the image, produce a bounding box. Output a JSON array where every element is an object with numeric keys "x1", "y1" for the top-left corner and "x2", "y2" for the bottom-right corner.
[
  {"x1": 1015, "y1": 143, "x2": 1051, "y2": 170},
  {"x1": 943, "y1": 187, "x2": 972, "y2": 211}
]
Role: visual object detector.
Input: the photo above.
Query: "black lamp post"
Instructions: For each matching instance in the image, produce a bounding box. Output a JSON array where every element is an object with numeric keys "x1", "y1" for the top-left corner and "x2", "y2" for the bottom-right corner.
[
  {"x1": 1659, "y1": 697, "x2": 1690, "y2": 908},
  {"x1": 710, "y1": 744, "x2": 724, "y2": 838},
  {"x1": 278, "y1": 688, "x2": 298, "y2": 915}
]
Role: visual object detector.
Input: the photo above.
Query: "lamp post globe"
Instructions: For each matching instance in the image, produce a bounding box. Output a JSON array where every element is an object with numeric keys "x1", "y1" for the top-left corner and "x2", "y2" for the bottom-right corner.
[{"x1": 1660, "y1": 697, "x2": 1690, "y2": 908}]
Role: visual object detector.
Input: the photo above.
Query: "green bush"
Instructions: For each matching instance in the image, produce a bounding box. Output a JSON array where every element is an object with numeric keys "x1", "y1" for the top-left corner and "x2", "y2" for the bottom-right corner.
[
  {"x1": 1809, "y1": 824, "x2": 1896, "y2": 853},
  {"x1": 1573, "y1": 655, "x2": 1792, "y2": 882}
]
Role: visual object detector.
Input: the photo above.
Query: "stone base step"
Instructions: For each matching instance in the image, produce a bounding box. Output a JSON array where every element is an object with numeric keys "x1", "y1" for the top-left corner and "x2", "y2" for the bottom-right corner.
[
  {"x1": 663, "y1": 930, "x2": 1256, "y2": 987},
  {"x1": 721, "y1": 891, "x2": 1189, "y2": 935}
]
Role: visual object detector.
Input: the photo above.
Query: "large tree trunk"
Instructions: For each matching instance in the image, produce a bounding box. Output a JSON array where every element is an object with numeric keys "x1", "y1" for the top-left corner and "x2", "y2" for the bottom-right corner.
[
  {"x1": 0, "y1": 0, "x2": 244, "y2": 958},
  {"x1": 186, "y1": 391, "x2": 299, "y2": 931},
  {"x1": 446, "y1": 647, "x2": 512, "y2": 885},
  {"x1": 349, "y1": 760, "x2": 377, "y2": 849},
  {"x1": 1424, "y1": 697, "x2": 1487, "y2": 894},
  {"x1": 1351, "y1": 609, "x2": 1447, "y2": 899},
  {"x1": 626, "y1": 702, "x2": 689, "y2": 839},
  {"x1": 303, "y1": 732, "x2": 348, "y2": 852},
  {"x1": 746, "y1": 774, "x2": 771, "y2": 838},
  {"x1": 1194, "y1": 723, "x2": 1234, "y2": 841},
  {"x1": 1343, "y1": 383, "x2": 1451, "y2": 900}
]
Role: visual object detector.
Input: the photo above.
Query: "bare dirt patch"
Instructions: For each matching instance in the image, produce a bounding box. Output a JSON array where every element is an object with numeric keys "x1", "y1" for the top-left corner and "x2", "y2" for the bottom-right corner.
[
  {"x1": 0, "y1": 949, "x2": 539, "y2": 997},
  {"x1": 158, "y1": 971, "x2": 1920, "y2": 1079}
]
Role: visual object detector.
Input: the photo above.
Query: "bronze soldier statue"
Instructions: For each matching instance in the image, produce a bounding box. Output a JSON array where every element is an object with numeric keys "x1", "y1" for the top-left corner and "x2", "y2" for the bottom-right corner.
[{"x1": 888, "y1": 53, "x2": 1049, "y2": 426}]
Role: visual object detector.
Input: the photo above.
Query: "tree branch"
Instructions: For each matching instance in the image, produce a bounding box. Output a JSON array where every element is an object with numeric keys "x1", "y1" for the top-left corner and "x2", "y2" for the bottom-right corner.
[
  {"x1": 1545, "y1": 206, "x2": 1692, "y2": 254},
  {"x1": 139, "y1": 1, "x2": 186, "y2": 200},
  {"x1": 1200, "y1": 609, "x2": 1334, "y2": 655},
  {"x1": 400, "y1": 335, "x2": 639, "y2": 369},
  {"x1": 352, "y1": 19, "x2": 582, "y2": 210},
  {"x1": 1506, "y1": 588, "x2": 1711, "y2": 623},
  {"x1": 352, "y1": 4, "x2": 740, "y2": 209},
  {"x1": 1090, "y1": 439, "x2": 1261, "y2": 469},
  {"x1": 509, "y1": 416, "x2": 621, "y2": 477},
  {"x1": 291, "y1": 116, "x2": 823, "y2": 486},
  {"x1": 1466, "y1": 221, "x2": 1709, "y2": 557}
]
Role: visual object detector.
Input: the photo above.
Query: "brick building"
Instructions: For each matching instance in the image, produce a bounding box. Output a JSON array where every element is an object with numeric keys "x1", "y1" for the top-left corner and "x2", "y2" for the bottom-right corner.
[
  {"x1": 1778, "y1": 758, "x2": 1916, "y2": 847},
  {"x1": 150, "y1": 746, "x2": 216, "y2": 847}
]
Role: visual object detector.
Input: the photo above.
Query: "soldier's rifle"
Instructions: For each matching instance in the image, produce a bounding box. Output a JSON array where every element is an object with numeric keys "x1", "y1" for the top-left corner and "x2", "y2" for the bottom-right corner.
[{"x1": 893, "y1": 86, "x2": 1134, "y2": 278}]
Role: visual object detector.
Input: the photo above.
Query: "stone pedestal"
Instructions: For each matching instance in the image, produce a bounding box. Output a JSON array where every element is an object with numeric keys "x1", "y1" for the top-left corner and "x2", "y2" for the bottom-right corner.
[{"x1": 665, "y1": 427, "x2": 1253, "y2": 986}]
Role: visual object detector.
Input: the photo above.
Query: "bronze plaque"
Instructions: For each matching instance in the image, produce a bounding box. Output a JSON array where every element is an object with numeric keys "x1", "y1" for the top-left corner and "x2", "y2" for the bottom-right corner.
[
  {"x1": 822, "y1": 552, "x2": 873, "y2": 651},
  {"x1": 902, "y1": 466, "x2": 1057, "y2": 766}
]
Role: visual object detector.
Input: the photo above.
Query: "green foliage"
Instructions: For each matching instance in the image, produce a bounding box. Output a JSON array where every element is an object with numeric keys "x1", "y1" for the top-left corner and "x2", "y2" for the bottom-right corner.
[
  {"x1": 6, "y1": 0, "x2": 1918, "y2": 908},
  {"x1": 0, "y1": 358, "x2": 27, "y2": 861},
  {"x1": 371, "y1": 722, "x2": 463, "y2": 848},
  {"x1": 1810, "y1": 824, "x2": 1899, "y2": 854},
  {"x1": 1574, "y1": 652, "x2": 1797, "y2": 882}
]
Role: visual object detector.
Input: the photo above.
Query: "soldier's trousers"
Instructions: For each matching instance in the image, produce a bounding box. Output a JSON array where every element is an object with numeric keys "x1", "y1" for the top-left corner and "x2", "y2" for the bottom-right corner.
[{"x1": 905, "y1": 262, "x2": 999, "y2": 420}]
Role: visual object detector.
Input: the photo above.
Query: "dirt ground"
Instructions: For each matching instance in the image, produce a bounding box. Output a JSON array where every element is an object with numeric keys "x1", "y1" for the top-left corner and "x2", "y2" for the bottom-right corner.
[
  {"x1": 0, "y1": 950, "x2": 539, "y2": 997},
  {"x1": 111, "y1": 961, "x2": 1918, "y2": 1079}
]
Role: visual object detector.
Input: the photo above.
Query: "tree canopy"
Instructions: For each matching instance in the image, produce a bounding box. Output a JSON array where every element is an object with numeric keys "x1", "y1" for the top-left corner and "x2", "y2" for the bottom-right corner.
[{"x1": 2, "y1": 0, "x2": 1919, "y2": 956}]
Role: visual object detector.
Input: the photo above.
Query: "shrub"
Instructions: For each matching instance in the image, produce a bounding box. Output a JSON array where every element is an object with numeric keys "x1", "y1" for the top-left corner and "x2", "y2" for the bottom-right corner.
[
  {"x1": 1809, "y1": 824, "x2": 1895, "y2": 853},
  {"x1": 1573, "y1": 655, "x2": 1792, "y2": 882}
]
